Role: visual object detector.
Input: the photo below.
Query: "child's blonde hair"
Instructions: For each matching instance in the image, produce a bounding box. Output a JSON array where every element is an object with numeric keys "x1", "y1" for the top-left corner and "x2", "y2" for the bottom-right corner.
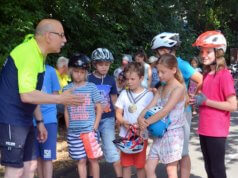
[
  {"x1": 158, "y1": 54, "x2": 184, "y2": 84},
  {"x1": 69, "y1": 68, "x2": 88, "y2": 82}
]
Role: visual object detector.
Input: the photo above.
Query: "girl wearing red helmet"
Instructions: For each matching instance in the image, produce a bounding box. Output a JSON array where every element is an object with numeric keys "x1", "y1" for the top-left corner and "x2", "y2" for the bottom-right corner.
[{"x1": 192, "y1": 31, "x2": 237, "y2": 178}]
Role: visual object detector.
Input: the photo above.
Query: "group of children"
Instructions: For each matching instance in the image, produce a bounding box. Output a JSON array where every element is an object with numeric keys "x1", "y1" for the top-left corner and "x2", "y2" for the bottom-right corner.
[
  {"x1": 56, "y1": 47, "x2": 186, "y2": 178},
  {"x1": 36, "y1": 30, "x2": 236, "y2": 178}
]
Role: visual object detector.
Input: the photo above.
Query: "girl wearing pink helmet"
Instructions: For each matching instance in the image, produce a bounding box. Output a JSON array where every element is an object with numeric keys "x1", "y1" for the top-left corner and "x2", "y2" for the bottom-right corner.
[{"x1": 192, "y1": 31, "x2": 237, "y2": 178}]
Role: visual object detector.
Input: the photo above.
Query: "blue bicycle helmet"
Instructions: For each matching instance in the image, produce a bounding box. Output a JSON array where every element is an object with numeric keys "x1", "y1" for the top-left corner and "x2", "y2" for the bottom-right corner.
[
  {"x1": 68, "y1": 53, "x2": 91, "y2": 69},
  {"x1": 144, "y1": 106, "x2": 171, "y2": 137}
]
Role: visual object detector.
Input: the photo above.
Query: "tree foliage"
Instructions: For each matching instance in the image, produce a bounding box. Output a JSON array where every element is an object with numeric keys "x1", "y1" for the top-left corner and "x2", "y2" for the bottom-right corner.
[{"x1": 0, "y1": 0, "x2": 237, "y2": 68}]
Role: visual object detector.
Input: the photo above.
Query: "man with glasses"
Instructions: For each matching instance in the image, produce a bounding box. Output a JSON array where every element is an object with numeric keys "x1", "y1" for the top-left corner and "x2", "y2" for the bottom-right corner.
[{"x1": 0, "y1": 19, "x2": 83, "y2": 178}]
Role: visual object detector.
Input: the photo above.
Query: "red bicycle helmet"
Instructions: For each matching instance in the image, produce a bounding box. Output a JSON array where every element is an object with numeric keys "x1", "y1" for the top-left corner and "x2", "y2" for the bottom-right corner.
[{"x1": 192, "y1": 31, "x2": 227, "y2": 52}]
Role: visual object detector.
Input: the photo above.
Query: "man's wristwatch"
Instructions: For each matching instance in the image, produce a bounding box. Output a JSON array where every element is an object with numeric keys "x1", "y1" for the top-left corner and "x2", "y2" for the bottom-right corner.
[{"x1": 36, "y1": 120, "x2": 44, "y2": 124}]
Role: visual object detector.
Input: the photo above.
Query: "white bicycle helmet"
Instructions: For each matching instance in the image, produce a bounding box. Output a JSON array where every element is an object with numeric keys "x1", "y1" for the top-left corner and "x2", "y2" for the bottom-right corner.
[
  {"x1": 151, "y1": 32, "x2": 181, "y2": 50},
  {"x1": 91, "y1": 48, "x2": 114, "y2": 62}
]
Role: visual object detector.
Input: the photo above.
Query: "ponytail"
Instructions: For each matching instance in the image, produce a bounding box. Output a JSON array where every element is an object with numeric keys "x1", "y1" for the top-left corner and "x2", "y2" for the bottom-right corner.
[{"x1": 175, "y1": 68, "x2": 185, "y2": 84}]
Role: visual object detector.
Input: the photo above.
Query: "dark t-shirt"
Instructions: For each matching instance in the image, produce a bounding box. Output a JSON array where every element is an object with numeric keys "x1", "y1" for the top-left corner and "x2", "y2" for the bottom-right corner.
[
  {"x1": 88, "y1": 73, "x2": 117, "y2": 119},
  {"x1": 0, "y1": 38, "x2": 45, "y2": 126}
]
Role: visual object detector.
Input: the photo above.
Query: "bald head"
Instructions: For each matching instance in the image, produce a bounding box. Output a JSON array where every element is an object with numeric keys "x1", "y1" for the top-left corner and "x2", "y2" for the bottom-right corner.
[
  {"x1": 34, "y1": 19, "x2": 66, "y2": 56},
  {"x1": 35, "y1": 19, "x2": 62, "y2": 36}
]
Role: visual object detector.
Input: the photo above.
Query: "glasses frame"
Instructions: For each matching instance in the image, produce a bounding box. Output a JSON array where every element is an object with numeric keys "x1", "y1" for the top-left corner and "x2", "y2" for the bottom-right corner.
[{"x1": 49, "y1": 32, "x2": 65, "y2": 38}]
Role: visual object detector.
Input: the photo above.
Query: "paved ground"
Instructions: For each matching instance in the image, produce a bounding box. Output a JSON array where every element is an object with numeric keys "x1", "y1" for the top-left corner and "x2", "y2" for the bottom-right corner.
[
  {"x1": 1, "y1": 113, "x2": 237, "y2": 178},
  {"x1": 53, "y1": 112, "x2": 238, "y2": 178},
  {"x1": 189, "y1": 112, "x2": 238, "y2": 178}
]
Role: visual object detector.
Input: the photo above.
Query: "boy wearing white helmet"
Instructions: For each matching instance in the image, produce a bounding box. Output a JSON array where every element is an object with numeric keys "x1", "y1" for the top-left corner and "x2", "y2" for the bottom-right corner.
[
  {"x1": 88, "y1": 48, "x2": 122, "y2": 178},
  {"x1": 192, "y1": 31, "x2": 236, "y2": 178},
  {"x1": 151, "y1": 32, "x2": 203, "y2": 178}
]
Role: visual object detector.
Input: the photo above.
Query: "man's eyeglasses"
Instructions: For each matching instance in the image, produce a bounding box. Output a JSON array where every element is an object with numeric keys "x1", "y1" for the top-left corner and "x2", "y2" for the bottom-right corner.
[{"x1": 49, "y1": 32, "x2": 65, "y2": 38}]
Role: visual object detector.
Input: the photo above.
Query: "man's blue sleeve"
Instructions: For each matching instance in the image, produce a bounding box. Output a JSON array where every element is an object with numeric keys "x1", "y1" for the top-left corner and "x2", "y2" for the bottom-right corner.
[{"x1": 51, "y1": 67, "x2": 61, "y2": 92}]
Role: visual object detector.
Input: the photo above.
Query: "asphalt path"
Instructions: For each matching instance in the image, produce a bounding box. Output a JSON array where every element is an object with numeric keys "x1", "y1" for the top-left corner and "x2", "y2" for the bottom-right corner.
[{"x1": 53, "y1": 113, "x2": 238, "y2": 178}]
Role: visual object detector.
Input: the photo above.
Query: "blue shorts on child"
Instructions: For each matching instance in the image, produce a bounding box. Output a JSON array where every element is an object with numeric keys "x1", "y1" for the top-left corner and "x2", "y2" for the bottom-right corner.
[
  {"x1": 67, "y1": 131, "x2": 102, "y2": 160},
  {"x1": 35, "y1": 123, "x2": 57, "y2": 160}
]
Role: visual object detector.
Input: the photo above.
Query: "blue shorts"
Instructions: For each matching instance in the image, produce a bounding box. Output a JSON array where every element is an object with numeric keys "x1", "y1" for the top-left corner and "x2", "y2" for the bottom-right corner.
[
  {"x1": 67, "y1": 131, "x2": 100, "y2": 160},
  {"x1": 35, "y1": 123, "x2": 57, "y2": 160},
  {"x1": 98, "y1": 117, "x2": 120, "y2": 163},
  {"x1": 0, "y1": 123, "x2": 37, "y2": 168}
]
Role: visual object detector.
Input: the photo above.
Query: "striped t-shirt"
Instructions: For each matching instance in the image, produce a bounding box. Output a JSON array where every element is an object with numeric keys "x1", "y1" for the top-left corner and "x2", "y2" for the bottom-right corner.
[{"x1": 63, "y1": 82, "x2": 102, "y2": 133}]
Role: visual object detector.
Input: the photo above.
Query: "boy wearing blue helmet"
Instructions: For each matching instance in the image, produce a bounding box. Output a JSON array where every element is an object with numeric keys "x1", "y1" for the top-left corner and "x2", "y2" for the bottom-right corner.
[{"x1": 88, "y1": 48, "x2": 122, "y2": 178}]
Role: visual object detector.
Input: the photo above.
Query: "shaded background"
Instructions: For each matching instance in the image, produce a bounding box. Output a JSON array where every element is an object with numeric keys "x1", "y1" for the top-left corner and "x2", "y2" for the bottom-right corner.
[{"x1": 0, "y1": 0, "x2": 238, "y2": 70}]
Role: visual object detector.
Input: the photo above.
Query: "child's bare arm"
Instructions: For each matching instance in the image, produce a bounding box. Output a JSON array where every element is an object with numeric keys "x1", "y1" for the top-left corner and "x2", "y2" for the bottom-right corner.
[
  {"x1": 115, "y1": 107, "x2": 130, "y2": 129},
  {"x1": 110, "y1": 94, "x2": 117, "y2": 108},
  {"x1": 94, "y1": 102, "x2": 102, "y2": 130},
  {"x1": 64, "y1": 106, "x2": 69, "y2": 129},
  {"x1": 138, "y1": 90, "x2": 159, "y2": 127},
  {"x1": 147, "y1": 65, "x2": 152, "y2": 88},
  {"x1": 190, "y1": 71, "x2": 203, "y2": 94}
]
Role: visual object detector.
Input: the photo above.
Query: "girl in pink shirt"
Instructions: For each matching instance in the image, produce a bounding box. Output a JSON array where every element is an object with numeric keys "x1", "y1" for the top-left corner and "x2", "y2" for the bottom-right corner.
[{"x1": 192, "y1": 31, "x2": 237, "y2": 178}]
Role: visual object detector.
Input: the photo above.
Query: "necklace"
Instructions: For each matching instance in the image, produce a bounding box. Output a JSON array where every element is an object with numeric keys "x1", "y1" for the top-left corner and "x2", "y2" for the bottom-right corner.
[{"x1": 127, "y1": 89, "x2": 149, "y2": 113}]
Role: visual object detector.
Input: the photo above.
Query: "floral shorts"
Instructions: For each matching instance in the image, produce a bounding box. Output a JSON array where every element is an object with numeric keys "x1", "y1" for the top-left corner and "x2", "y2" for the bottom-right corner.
[{"x1": 148, "y1": 127, "x2": 184, "y2": 164}]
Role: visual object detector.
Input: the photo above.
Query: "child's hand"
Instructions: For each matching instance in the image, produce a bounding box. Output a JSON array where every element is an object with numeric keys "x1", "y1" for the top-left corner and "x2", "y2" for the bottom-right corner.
[
  {"x1": 37, "y1": 123, "x2": 48, "y2": 143},
  {"x1": 138, "y1": 116, "x2": 144, "y2": 126},
  {"x1": 60, "y1": 88, "x2": 85, "y2": 106},
  {"x1": 189, "y1": 93, "x2": 194, "y2": 105},
  {"x1": 133, "y1": 123, "x2": 142, "y2": 136},
  {"x1": 188, "y1": 93, "x2": 195, "y2": 105},
  {"x1": 194, "y1": 93, "x2": 207, "y2": 106},
  {"x1": 122, "y1": 120, "x2": 130, "y2": 129},
  {"x1": 93, "y1": 123, "x2": 99, "y2": 131},
  {"x1": 149, "y1": 87, "x2": 158, "y2": 95},
  {"x1": 138, "y1": 117, "x2": 149, "y2": 131},
  {"x1": 133, "y1": 123, "x2": 139, "y2": 129}
]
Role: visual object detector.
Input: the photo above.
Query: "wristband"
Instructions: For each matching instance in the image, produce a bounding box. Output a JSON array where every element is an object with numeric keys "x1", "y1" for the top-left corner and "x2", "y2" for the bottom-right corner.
[{"x1": 36, "y1": 120, "x2": 44, "y2": 124}]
